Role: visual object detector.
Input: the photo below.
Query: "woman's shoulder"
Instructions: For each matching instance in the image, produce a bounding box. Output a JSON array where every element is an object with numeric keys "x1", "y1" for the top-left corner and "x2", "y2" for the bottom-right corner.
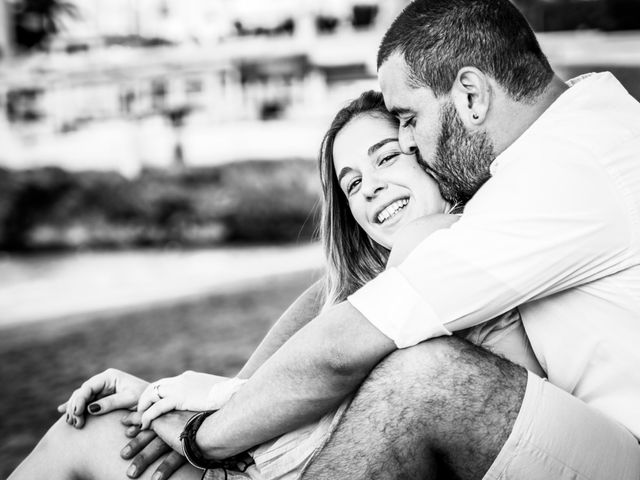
[{"x1": 387, "y1": 214, "x2": 460, "y2": 268}]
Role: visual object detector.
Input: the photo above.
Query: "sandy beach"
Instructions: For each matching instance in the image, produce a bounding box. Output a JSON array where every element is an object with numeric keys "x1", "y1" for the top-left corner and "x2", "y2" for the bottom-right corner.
[{"x1": 0, "y1": 243, "x2": 323, "y2": 328}]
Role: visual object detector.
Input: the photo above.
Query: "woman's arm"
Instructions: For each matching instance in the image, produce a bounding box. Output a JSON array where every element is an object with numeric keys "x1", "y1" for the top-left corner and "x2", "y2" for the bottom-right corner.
[{"x1": 236, "y1": 278, "x2": 325, "y2": 379}]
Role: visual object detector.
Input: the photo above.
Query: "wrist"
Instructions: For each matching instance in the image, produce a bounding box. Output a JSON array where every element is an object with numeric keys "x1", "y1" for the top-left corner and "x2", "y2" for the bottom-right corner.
[
  {"x1": 206, "y1": 377, "x2": 247, "y2": 410},
  {"x1": 194, "y1": 412, "x2": 226, "y2": 459},
  {"x1": 194, "y1": 411, "x2": 247, "y2": 460},
  {"x1": 181, "y1": 411, "x2": 252, "y2": 470}
]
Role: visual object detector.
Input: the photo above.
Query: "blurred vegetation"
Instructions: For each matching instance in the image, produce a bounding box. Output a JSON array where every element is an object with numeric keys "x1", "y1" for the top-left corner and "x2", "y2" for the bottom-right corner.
[
  {"x1": 0, "y1": 159, "x2": 321, "y2": 251},
  {"x1": 10, "y1": 0, "x2": 79, "y2": 52}
]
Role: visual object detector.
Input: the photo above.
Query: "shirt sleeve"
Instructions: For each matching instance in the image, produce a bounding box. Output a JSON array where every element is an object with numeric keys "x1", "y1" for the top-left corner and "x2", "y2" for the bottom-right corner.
[{"x1": 348, "y1": 144, "x2": 634, "y2": 348}]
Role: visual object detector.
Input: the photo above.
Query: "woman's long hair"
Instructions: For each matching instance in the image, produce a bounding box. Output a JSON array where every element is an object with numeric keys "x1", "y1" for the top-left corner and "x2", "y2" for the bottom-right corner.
[{"x1": 318, "y1": 90, "x2": 395, "y2": 309}]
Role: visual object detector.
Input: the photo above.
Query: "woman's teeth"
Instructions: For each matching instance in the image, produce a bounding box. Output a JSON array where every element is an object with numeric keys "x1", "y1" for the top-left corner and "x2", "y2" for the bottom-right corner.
[{"x1": 377, "y1": 198, "x2": 409, "y2": 224}]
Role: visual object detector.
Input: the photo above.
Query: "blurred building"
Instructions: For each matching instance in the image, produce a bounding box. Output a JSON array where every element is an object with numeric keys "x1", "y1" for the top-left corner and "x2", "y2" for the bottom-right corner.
[
  {"x1": 0, "y1": 0, "x2": 639, "y2": 174},
  {"x1": 0, "y1": 0, "x2": 404, "y2": 124},
  {"x1": 0, "y1": 0, "x2": 409, "y2": 172}
]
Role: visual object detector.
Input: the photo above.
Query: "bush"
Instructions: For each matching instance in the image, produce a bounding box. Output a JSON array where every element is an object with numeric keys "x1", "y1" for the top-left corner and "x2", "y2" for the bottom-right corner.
[{"x1": 0, "y1": 159, "x2": 321, "y2": 251}]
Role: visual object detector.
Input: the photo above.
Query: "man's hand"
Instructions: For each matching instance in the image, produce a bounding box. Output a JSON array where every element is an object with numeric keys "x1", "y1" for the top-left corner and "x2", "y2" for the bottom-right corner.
[
  {"x1": 57, "y1": 368, "x2": 148, "y2": 428},
  {"x1": 121, "y1": 411, "x2": 189, "y2": 479}
]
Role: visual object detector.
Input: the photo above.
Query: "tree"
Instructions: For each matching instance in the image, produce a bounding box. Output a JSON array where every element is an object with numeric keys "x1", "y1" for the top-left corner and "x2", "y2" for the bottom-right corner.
[{"x1": 10, "y1": 0, "x2": 78, "y2": 52}]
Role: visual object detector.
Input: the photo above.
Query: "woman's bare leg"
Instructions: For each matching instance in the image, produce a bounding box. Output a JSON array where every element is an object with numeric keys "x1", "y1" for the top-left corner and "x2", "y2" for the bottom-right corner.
[{"x1": 8, "y1": 411, "x2": 202, "y2": 480}]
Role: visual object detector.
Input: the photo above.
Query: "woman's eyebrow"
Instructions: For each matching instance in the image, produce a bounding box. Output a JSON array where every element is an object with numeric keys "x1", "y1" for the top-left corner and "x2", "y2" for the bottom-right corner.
[
  {"x1": 367, "y1": 138, "x2": 398, "y2": 156},
  {"x1": 337, "y1": 166, "x2": 354, "y2": 184}
]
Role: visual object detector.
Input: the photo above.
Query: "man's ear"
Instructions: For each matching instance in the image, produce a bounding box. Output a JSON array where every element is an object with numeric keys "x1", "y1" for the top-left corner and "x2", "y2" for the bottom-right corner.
[{"x1": 450, "y1": 67, "x2": 491, "y2": 127}]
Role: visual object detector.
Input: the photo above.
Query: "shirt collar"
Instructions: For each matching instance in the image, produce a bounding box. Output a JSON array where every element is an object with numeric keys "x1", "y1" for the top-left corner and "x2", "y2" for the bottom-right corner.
[{"x1": 490, "y1": 71, "x2": 617, "y2": 175}]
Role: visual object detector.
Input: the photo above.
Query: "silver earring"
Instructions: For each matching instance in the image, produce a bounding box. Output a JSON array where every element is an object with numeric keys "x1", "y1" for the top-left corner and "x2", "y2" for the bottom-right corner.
[{"x1": 472, "y1": 113, "x2": 479, "y2": 120}]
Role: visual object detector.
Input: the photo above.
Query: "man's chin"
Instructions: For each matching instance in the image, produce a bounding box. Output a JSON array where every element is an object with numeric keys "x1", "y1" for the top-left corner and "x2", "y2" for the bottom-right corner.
[
  {"x1": 415, "y1": 151, "x2": 448, "y2": 192},
  {"x1": 438, "y1": 183, "x2": 464, "y2": 206}
]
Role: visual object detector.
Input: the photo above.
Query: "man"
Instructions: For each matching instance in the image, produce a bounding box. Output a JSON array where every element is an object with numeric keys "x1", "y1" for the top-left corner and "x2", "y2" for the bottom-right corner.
[{"x1": 130, "y1": 0, "x2": 640, "y2": 478}]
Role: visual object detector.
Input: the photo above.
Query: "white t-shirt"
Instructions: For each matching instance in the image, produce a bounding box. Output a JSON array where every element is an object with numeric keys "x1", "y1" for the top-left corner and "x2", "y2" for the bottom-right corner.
[{"x1": 348, "y1": 72, "x2": 640, "y2": 437}]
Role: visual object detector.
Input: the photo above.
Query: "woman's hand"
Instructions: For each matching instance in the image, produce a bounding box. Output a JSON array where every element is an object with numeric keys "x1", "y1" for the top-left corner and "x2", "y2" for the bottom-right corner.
[
  {"x1": 57, "y1": 368, "x2": 148, "y2": 428},
  {"x1": 136, "y1": 371, "x2": 235, "y2": 429}
]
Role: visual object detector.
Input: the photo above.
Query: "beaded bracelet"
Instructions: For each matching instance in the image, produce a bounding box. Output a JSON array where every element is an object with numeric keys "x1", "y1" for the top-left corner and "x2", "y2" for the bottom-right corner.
[{"x1": 180, "y1": 410, "x2": 254, "y2": 473}]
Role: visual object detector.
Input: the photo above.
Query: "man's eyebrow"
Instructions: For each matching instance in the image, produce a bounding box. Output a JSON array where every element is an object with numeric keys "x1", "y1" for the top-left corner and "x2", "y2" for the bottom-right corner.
[
  {"x1": 337, "y1": 166, "x2": 353, "y2": 184},
  {"x1": 367, "y1": 138, "x2": 398, "y2": 156}
]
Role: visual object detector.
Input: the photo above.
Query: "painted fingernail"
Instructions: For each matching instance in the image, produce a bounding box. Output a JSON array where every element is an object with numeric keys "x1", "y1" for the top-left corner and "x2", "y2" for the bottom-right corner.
[
  {"x1": 152, "y1": 472, "x2": 162, "y2": 480},
  {"x1": 127, "y1": 464, "x2": 137, "y2": 477},
  {"x1": 121, "y1": 446, "x2": 131, "y2": 458},
  {"x1": 88, "y1": 403, "x2": 101, "y2": 414}
]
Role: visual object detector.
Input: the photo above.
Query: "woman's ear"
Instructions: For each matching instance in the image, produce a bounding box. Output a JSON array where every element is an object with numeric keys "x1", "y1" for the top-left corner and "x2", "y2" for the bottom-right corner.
[{"x1": 450, "y1": 67, "x2": 492, "y2": 127}]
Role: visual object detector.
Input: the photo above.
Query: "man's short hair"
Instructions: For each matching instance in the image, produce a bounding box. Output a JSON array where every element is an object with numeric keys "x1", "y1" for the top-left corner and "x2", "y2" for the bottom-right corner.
[{"x1": 377, "y1": 0, "x2": 554, "y2": 102}]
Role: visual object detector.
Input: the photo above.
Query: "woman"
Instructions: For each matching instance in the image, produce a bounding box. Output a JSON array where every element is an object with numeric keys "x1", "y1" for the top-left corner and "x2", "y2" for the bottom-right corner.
[{"x1": 9, "y1": 91, "x2": 541, "y2": 480}]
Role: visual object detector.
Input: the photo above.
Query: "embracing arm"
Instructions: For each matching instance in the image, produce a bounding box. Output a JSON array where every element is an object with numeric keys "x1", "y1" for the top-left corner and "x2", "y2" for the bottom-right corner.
[
  {"x1": 196, "y1": 301, "x2": 394, "y2": 459},
  {"x1": 188, "y1": 216, "x2": 456, "y2": 458},
  {"x1": 389, "y1": 214, "x2": 544, "y2": 376}
]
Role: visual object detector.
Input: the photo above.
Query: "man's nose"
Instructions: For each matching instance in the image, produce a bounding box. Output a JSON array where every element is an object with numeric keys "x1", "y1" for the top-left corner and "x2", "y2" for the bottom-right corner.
[{"x1": 398, "y1": 127, "x2": 418, "y2": 155}]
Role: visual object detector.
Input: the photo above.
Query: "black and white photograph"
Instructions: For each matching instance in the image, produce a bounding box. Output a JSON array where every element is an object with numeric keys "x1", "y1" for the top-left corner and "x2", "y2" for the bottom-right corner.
[{"x1": 1, "y1": 0, "x2": 640, "y2": 478}]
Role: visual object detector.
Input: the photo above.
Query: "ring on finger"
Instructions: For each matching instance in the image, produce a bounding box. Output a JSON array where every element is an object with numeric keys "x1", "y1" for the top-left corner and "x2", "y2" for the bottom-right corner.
[{"x1": 153, "y1": 383, "x2": 163, "y2": 399}]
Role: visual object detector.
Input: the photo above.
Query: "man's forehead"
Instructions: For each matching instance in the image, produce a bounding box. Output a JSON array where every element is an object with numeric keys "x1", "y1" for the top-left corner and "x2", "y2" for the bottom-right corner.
[
  {"x1": 378, "y1": 54, "x2": 422, "y2": 113},
  {"x1": 378, "y1": 55, "x2": 409, "y2": 96},
  {"x1": 379, "y1": 56, "x2": 440, "y2": 115}
]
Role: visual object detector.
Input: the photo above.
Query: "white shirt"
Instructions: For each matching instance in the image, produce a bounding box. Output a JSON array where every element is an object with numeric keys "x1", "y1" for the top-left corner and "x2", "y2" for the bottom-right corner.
[{"x1": 348, "y1": 72, "x2": 640, "y2": 437}]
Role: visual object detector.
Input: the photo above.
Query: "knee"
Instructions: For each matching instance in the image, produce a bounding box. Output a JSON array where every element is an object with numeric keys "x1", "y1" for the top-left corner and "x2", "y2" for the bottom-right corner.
[
  {"x1": 362, "y1": 335, "x2": 523, "y2": 406},
  {"x1": 15, "y1": 415, "x2": 83, "y2": 479},
  {"x1": 370, "y1": 336, "x2": 467, "y2": 386},
  {"x1": 31, "y1": 413, "x2": 119, "y2": 480},
  {"x1": 37, "y1": 415, "x2": 69, "y2": 454}
]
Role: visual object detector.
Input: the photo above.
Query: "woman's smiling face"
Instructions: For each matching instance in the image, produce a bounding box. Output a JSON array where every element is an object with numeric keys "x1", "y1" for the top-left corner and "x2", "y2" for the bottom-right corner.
[{"x1": 333, "y1": 113, "x2": 449, "y2": 249}]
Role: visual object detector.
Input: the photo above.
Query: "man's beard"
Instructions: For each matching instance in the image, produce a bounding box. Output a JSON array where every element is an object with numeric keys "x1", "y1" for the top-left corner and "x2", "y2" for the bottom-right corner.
[{"x1": 418, "y1": 101, "x2": 496, "y2": 207}]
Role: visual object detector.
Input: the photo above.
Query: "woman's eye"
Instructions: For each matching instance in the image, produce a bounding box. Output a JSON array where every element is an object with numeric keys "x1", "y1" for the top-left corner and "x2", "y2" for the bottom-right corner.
[
  {"x1": 378, "y1": 153, "x2": 399, "y2": 166},
  {"x1": 347, "y1": 178, "x2": 361, "y2": 195}
]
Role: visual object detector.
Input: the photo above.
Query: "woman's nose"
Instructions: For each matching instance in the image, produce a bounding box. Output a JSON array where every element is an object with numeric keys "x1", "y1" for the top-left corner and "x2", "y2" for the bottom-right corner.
[
  {"x1": 361, "y1": 174, "x2": 386, "y2": 199},
  {"x1": 398, "y1": 127, "x2": 418, "y2": 155}
]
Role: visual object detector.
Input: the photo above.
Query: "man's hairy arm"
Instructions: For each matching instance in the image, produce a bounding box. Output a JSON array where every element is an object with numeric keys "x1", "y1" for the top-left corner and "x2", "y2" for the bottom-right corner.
[{"x1": 196, "y1": 301, "x2": 395, "y2": 459}]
